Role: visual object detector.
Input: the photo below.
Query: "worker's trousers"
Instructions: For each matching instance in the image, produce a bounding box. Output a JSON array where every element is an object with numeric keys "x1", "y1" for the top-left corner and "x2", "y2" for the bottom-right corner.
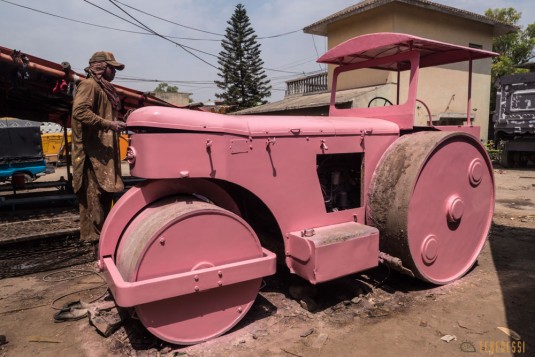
[{"x1": 77, "y1": 162, "x2": 113, "y2": 243}]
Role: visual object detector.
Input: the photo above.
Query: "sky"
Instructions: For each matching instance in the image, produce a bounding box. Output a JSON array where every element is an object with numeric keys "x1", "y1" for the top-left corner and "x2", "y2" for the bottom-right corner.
[{"x1": 0, "y1": 0, "x2": 534, "y2": 103}]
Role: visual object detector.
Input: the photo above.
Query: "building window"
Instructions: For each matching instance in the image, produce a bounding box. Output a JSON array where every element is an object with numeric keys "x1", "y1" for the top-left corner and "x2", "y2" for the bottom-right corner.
[{"x1": 469, "y1": 43, "x2": 483, "y2": 49}]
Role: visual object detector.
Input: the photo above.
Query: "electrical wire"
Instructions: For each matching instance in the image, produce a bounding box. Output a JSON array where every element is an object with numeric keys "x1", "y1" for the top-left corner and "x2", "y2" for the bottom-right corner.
[
  {"x1": 3, "y1": 0, "x2": 312, "y2": 79},
  {"x1": 258, "y1": 29, "x2": 301, "y2": 39},
  {"x1": 311, "y1": 35, "x2": 325, "y2": 71},
  {"x1": 115, "y1": 75, "x2": 214, "y2": 84},
  {"x1": 113, "y1": 0, "x2": 301, "y2": 40},
  {"x1": 3, "y1": 0, "x2": 320, "y2": 96},
  {"x1": 0, "y1": 0, "x2": 223, "y2": 41},
  {"x1": 114, "y1": 0, "x2": 224, "y2": 37},
  {"x1": 42, "y1": 269, "x2": 108, "y2": 310},
  {"x1": 102, "y1": 0, "x2": 219, "y2": 68},
  {"x1": 81, "y1": 0, "x2": 153, "y2": 32},
  {"x1": 0, "y1": 0, "x2": 145, "y2": 35},
  {"x1": 0, "y1": 268, "x2": 108, "y2": 315},
  {"x1": 105, "y1": 1, "x2": 303, "y2": 75},
  {"x1": 0, "y1": 0, "x2": 300, "y2": 41}
]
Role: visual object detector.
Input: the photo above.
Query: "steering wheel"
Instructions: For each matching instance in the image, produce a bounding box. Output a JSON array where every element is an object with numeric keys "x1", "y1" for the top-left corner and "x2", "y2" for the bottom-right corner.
[{"x1": 368, "y1": 96, "x2": 393, "y2": 107}]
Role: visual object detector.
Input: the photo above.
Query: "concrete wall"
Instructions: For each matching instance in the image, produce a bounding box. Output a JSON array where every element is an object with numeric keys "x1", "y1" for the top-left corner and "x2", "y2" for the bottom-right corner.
[
  {"x1": 324, "y1": 2, "x2": 494, "y2": 140},
  {"x1": 151, "y1": 92, "x2": 192, "y2": 107}
]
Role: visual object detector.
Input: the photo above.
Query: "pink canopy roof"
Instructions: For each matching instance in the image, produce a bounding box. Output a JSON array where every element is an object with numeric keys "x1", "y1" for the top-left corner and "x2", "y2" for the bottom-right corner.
[{"x1": 317, "y1": 32, "x2": 498, "y2": 70}]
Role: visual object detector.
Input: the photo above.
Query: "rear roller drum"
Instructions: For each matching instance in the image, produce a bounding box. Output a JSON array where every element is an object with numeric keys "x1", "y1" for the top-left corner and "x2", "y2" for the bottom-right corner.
[
  {"x1": 367, "y1": 131, "x2": 494, "y2": 284},
  {"x1": 116, "y1": 196, "x2": 263, "y2": 344}
]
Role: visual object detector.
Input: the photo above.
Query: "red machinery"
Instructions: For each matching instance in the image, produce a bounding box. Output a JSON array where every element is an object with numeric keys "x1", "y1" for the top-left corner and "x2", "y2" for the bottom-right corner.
[{"x1": 99, "y1": 33, "x2": 496, "y2": 344}]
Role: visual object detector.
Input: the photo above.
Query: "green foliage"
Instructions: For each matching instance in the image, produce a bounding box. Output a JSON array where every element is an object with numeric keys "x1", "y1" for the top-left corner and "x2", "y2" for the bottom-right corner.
[
  {"x1": 154, "y1": 82, "x2": 179, "y2": 93},
  {"x1": 485, "y1": 8, "x2": 534, "y2": 111},
  {"x1": 215, "y1": 3, "x2": 271, "y2": 111},
  {"x1": 485, "y1": 8, "x2": 535, "y2": 81},
  {"x1": 485, "y1": 140, "x2": 501, "y2": 163}
]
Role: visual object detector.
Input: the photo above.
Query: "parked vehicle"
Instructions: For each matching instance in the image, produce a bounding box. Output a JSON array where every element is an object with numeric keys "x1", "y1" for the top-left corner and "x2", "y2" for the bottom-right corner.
[
  {"x1": 99, "y1": 33, "x2": 497, "y2": 344},
  {"x1": 493, "y1": 71, "x2": 535, "y2": 167},
  {"x1": 0, "y1": 118, "x2": 47, "y2": 183},
  {"x1": 40, "y1": 128, "x2": 129, "y2": 165}
]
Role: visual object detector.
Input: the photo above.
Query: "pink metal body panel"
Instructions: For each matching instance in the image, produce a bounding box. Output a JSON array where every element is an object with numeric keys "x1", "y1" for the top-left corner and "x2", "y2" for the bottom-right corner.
[
  {"x1": 127, "y1": 109, "x2": 398, "y2": 233},
  {"x1": 103, "y1": 248, "x2": 276, "y2": 307},
  {"x1": 317, "y1": 32, "x2": 498, "y2": 68},
  {"x1": 99, "y1": 178, "x2": 240, "y2": 265},
  {"x1": 124, "y1": 110, "x2": 397, "y2": 280},
  {"x1": 287, "y1": 222, "x2": 379, "y2": 283}
]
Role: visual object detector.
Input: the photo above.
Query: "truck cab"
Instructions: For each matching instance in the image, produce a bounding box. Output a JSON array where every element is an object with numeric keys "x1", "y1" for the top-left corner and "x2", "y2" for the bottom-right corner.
[{"x1": 0, "y1": 118, "x2": 47, "y2": 185}]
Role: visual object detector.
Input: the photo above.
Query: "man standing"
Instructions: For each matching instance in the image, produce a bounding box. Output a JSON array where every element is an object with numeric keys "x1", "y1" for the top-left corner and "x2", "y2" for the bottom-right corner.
[{"x1": 72, "y1": 51, "x2": 126, "y2": 247}]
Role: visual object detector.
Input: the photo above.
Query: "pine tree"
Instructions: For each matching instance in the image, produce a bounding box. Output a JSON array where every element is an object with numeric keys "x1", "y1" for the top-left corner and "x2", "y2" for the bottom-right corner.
[{"x1": 215, "y1": 4, "x2": 271, "y2": 111}]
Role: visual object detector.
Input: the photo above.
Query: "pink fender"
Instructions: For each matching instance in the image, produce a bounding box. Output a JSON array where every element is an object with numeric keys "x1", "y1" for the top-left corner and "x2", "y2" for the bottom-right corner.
[{"x1": 98, "y1": 178, "x2": 239, "y2": 269}]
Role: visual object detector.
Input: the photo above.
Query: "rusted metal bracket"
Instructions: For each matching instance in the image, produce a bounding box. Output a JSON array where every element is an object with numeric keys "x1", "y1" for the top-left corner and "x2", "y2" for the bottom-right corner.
[
  {"x1": 378, "y1": 251, "x2": 415, "y2": 277},
  {"x1": 266, "y1": 137, "x2": 276, "y2": 149}
]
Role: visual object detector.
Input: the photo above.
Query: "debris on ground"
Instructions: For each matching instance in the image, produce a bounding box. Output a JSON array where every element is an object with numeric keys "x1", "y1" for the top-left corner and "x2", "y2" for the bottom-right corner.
[
  {"x1": 311, "y1": 333, "x2": 328, "y2": 349},
  {"x1": 300, "y1": 328, "x2": 315, "y2": 338},
  {"x1": 88, "y1": 306, "x2": 123, "y2": 337},
  {"x1": 351, "y1": 296, "x2": 362, "y2": 304},
  {"x1": 28, "y1": 336, "x2": 62, "y2": 343},
  {"x1": 497, "y1": 326, "x2": 521, "y2": 341},
  {"x1": 460, "y1": 341, "x2": 477, "y2": 352},
  {"x1": 0, "y1": 169, "x2": 533, "y2": 356},
  {"x1": 53, "y1": 300, "x2": 90, "y2": 323},
  {"x1": 299, "y1": 297, "x2": 318, "y2": 312},
  {"x1": 440, "y1": 334, "x2": 457, "y2": 343}
]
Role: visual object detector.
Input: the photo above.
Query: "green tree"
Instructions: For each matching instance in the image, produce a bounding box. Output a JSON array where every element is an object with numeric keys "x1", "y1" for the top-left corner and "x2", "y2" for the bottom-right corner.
[
  {"x1": 154, "y1": 82, "x2": 179, "y2": 93},
  {"x1": 215, "y1": 3, "x2": 271, "y2": 111},
  {"x1": 485, "y1": 8, "x2": 535, "y2": 82}
]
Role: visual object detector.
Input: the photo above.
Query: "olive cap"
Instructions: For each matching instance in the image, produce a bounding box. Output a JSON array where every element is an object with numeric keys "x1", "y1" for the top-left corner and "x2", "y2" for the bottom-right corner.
[{"x1": 89, "y1": 51, "x2": 125, "y2": 70}]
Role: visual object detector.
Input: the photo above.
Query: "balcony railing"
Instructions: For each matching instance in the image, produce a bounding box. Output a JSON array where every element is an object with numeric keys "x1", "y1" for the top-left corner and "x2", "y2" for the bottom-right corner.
[{"x1": 285, "y1": 71, "x2": 328, "y2": 97}]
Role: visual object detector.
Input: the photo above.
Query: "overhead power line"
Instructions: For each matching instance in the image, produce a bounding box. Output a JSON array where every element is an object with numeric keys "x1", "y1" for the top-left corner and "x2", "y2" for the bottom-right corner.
[
  {"x1": 115, "y1": 75, "x2": 214, "y2": 84},
  {"x1": 258, "y1": 29, "x2": 301, "y2": 39},
  {"x1": 114, "y1": 0, "x2": 224, "y2": 37},
  {"x1": 0, "y1": 0, "x2": 145, "y2": 35},
  {"x1": 100, "y1": 0, "x2": 305, "y2": 75},
  {"x1": 81, "y1": 0, "x2": 218, "y2": 69},
  {"x1": 113, "y1": 0, "x2": 301, "y2": 40},
  {"x1": 0, "y1": 0, "x2": 222, "y2": 41},
  {"x1": 107, "y1": 0, "x2": 218, "y2": 64},
  {"x1": 1, "y1": 0, "x2": 301, "y2": 41},
  {"x1": 2, "y1": 0, "x2": 313, "y2": 84}
]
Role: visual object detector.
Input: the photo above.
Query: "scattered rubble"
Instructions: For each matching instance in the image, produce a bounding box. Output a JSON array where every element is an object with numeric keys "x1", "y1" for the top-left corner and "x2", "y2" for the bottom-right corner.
[
  {"x1": 440, "y1": 335, "x2": 457, "y2": 343},
  {"x1": 88, "y1": 302, "x2": 123, "y2": 338},
  {"x1": 300, "y1": 328, "x2": 314, "y2": 338}
]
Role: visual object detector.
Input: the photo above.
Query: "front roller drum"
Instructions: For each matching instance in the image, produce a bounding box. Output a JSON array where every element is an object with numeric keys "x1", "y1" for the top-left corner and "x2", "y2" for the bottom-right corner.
[
  {"x1": 114, "y1": 196, "x2": 270, "y2": 344},
  {"x1": 367, "y1": 131, "x2": 494, "y2": 284}
]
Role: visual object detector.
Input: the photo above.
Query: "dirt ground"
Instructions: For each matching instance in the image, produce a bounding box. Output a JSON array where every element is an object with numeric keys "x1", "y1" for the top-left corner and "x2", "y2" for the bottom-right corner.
[{"x1": 0, "y1": 167, "x2": 533, "y2": 357}]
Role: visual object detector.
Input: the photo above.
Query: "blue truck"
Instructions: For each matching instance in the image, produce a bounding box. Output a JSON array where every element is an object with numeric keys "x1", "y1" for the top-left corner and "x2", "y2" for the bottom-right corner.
[{"x1": 0, "y1": 118, "x2": 47, "y2": 183}]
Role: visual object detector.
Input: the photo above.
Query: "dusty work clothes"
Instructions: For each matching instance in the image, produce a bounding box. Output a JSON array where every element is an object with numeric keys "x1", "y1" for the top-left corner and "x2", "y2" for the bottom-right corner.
[
  {"x1": 72, "y1": 77, "x2": 124, "y2": 242},
  {"x1": 78, "y1": 161, "x2": 115, "y2": 242}
]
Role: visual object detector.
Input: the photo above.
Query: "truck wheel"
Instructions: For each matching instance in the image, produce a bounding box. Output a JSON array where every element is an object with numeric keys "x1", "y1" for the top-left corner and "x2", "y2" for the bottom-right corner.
[
  {"x1": 11, "y1": 173, "x2": 33, "y2": 189},
  {"x1": 367, "y1": 131, "x2": 494, "y2": 284},
  {"x1": 500, "y1": 149, "x2": 512, "y2": 168},
  {"x1": 115, "y1": 195, "x2": 263, "y2": 344}
]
